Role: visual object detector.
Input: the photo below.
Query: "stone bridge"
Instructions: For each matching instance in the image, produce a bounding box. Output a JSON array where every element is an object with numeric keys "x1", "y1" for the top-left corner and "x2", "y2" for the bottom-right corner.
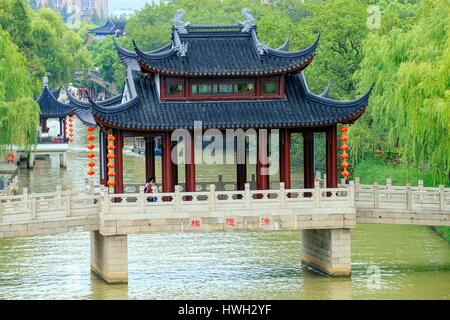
[{"x1": 0, "y1": 180, "x2": 448, "y2": 283}]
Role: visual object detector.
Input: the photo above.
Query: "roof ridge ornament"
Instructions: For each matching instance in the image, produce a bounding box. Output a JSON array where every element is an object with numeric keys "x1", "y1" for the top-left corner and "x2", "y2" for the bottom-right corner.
[
  {"x1": 240, "y1": 8, "x2": 255, "y2": 32},
  {"x1": 176, "y1": 43, "x2": 189, "y2": 57},
  {"x1": 174, "y1": 9, "x2": 190, "y2": 34}
]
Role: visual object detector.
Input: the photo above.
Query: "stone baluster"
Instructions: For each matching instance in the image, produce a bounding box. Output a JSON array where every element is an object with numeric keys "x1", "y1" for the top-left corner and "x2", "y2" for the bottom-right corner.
[
  {"x1": 418, "y1": 180, "x2": 424, "y2": 201},
  {"x1": 174, "y1": 185, "x2": 181, "y2": 212},
  {"x1": 244, "y1": 183, "x2": 250, "y2": 209},
  {"x1": 406, "y1": 183, "x2": 412, "y2": 210},
  {"x1": 349, "y1": 180, "x2": 355, "y2": 208},
  {"x1": 101, "y1": 188, "x2": 110, "y2": 217},
  {"x1": 31, "y1": 195, "x2": 37, "y2": 220},
  {"x1": 65, "y1": 190, "x2": 72, "y2": 217},
  {"x1": 314, "y1": 180, "x2": 320, "y2": 208},
  {"x1": 386, "y1": 178, "x2": 392, "y2": 190},
  {"x1": 209, "y1": 184, "x2": 216, "y2": 211},
  {"x1": 279, "y1": 182, "x2": 286, "y2": 209},
  {"x1": 139, "y1": 186, "x2": 145, "y2": 214},
  {"x1": 438, "y1": 185, "x2": 445, "y2": 211},
  {"x1": 56, "y1": 185, "x2": 62, "y2": 209},
  {"x1": 373, "y1": 182, "x2": 379, "y2": 209}
]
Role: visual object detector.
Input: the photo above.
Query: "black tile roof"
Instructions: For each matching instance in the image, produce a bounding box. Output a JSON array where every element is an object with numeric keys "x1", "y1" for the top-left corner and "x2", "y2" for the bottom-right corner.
[
  {"x1": 65, "y1": 88, "x2": 123, "y2": 127},
  {"x1": 89, "y1": 21, "x2": 126, "y2": 36},
  {"x1": 90, "y1": 72, "x2": 371, "y2": 130},
  {"x1": 36, "y1": 86, "x2": 74, "y2": 118},
  {"x1": 134, "y1": 27, "x2": 319, "y2": 76}
]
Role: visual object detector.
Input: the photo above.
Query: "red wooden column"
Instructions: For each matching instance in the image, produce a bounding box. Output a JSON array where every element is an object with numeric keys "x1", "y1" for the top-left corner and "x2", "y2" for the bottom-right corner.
[
  {"x1": 63, "y1": 118, "x2": 67, "y2": 142},
  {"x1": 145, "y1": 136, "x2": 155, "y2": 181},
  {"x1": 162, "y1": 131, "x2": 174, "y2": 194},
  {"x1": 279, "y1": 129, "x2": 291, "y2": 189},
  {"x1": 99, "y1": 129, "x2": 107, "y2": 186},
  {"x1": 172, "y1": 141, "x2": 179, "y2": 187},
  {"x1": 113, "y1": 129, "x2": 124, "y2": 194},
  {"x1": 256, "y1": 130, "x2": 270, "y2": 190},
  {"x1": 303, "y1": 132, "x2": 315, "y2": 188},
  {"x1": 185, "y1": 133, "x2": 196, "y2": 193},
  {"x1": 326, "y1": 125, "x2": 338, "y2": 188},
  {"x1": 236, "y1": 138, "x2": 247, "y2": 191}
]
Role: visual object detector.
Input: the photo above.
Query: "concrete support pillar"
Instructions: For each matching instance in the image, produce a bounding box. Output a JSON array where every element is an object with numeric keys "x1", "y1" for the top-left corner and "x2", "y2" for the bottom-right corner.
[
  {"x1": 301, "y1": 228, "x2": 351, "y2": 277},
  {"x1": 59, "y1": 152, "x2": 67, "y2": 168},
  {"x1": 90, "y1": 231, "x2": 128, "y2": 283}
]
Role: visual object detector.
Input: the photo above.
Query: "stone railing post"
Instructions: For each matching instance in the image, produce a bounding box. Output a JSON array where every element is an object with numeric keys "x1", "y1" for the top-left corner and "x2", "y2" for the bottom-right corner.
[
  {"x1": 340, "y1": 178, "x2": 346, "y2": 187},
  {"x1": 406, "y1": 183, "x2": 412, "y2": 210},
  {"x1": 322, "y1": 174, "x2": 327, "y2": 188},
  {"x1": 139, "y1": 186, "x2": 145, "y2": 214},
  {"x1": 438, "y1": 185, "x2": 445, "y2": 211},
  {"x1": 279, "y1": 182, "x2": 286, "y2": 208},
  {"x1": 174, "y1": 185, "x2": 181, "y2": 212},
  {"x1": 244, "y1": 183, "x2": 250, "y2": 209},
  {"x1": 65, "y1": 191, "x2": 72, "y2": 217},
  {"x1": 355, "y1": 177, "x2": 360, "y2": 191},
  {"x1": 418, "y1": 180, "x2": 424, "y2": 201},
  {"x1": 31, "y1": 195, "x2": 37, "y2": 220},
  {"x1": 386, "y1": 178, "x2": 392, "y2": 190},
  {"x1": 348, "y1": 180, "x2": 355, "y2": 208},
  {"x1": 373, "y1": 182, "x2": 379, "y2": 209},
  {"x1": 56, "y1": 185, "x2": 62, "y2": 209},
  {"x1": 314, "y1": 180, "x2": 321, "y2": 208},
  {"x1": 209, "y1": 184, "x2": 216, "y2": 211},
  {"x1": 101, "y1": 188, "x2": 110, "y2": 217}
]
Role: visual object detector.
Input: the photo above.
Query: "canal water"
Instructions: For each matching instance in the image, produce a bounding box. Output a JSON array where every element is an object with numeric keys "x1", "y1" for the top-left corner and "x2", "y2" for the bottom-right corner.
[{"x1": 0, "y1": 119, "x2": 449, "y2": 299}]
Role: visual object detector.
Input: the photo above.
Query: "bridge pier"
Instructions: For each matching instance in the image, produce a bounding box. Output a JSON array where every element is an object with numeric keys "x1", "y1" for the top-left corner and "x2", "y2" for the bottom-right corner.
[
  {"x1": 59, "y1": 152, "x2": 67, "y2": 168},
  {"x1": 90, "y1": 231, "x2": 128, "y2": 283},
  {"x1": 301, "y1": 228, "x2": 351, "y2": 277}
]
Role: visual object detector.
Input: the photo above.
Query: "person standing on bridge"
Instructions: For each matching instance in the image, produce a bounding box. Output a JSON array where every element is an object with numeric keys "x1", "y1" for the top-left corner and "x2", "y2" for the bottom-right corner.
[{"x1": 145, "y1": 176, "x2": 158, "y2": 202}]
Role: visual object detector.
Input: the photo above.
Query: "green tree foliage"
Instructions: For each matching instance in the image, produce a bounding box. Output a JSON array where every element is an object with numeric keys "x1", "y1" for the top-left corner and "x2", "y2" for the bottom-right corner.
[
  {"x1": 351, "y1": 0, "x2": 449, "y2": 184},
  {"x1": 0, "y1": 1, "x2": 90, "y2": 149},
  {"x1": 0, "y1": 30, "x2": 39, "y2": 149}
]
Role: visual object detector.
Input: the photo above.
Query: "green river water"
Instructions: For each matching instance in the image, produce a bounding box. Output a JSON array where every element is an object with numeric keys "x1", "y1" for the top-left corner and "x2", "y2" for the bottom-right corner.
[{"x1": 0, "y1": 119, "x2": 448, "y2": 299}]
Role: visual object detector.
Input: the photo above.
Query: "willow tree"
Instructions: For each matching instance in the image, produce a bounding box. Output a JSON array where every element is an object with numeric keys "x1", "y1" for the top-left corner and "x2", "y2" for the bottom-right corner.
[
  {"x1": 0, "y1": 30, "x2": 39, "y2": 151},
  {"x1": 351, "y1": 0, "x2": 449, "y2": 184}
]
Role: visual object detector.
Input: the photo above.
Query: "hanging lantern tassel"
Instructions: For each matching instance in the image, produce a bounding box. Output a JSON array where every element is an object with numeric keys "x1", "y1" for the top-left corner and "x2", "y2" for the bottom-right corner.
[
  {"x1": 68, "y1": 117, "x2": 74, "y2": 143},
  {"x1": 107, "y1": 134, "x2": 116, "y2": 188},
  {"x1": 87, "y1": 127, "x2": 95, "y2": 177},
  {"x1": 340, "y1": 126, "x2": 350, "y2": 181}
]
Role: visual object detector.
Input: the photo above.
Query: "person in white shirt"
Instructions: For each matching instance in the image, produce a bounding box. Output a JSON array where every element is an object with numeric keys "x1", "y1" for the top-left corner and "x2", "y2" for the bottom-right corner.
[{"x1": 144, "y1": 176, "x2": 158, "y2": 202}]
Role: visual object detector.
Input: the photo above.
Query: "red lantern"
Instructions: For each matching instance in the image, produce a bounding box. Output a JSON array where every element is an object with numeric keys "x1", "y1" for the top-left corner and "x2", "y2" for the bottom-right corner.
[
  {"x1": 87, "y1": 153, "x2": 95, "y2": 159},
  {"x1": 106, "y1": 134, "x2": 116, "y2": 190},
  {"x1": 340, "y1": 126, "x2": 350, "y2": 181},
  {"x1": 88, "y1": 169, "x2": 95, "y2": 176}
]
